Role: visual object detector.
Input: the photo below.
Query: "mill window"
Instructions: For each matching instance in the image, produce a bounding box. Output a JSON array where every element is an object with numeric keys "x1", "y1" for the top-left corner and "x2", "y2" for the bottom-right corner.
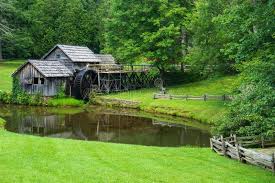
[
  {"x1": 40, "y1": 78, "x2": 45, "y2": 84},
  {"x1": 33, "y1": 77, "x2": 39, "y2": 84}
]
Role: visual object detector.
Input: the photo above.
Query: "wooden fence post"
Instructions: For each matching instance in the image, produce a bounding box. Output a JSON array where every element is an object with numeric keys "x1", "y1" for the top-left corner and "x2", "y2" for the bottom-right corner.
[
  {"x1": 235, "y1": 143, "x2": 242, "y2": 162},
  {"x1": 221, "y1": 135, "x2": 226, "y2": 156},
  {"x1": 234, "y1": 134, "x2": 242, "y2": 162},
  {"x1": 233, "y1": 134, "x2": 238, "y2": 146},
  {"x1": 261, "y1": 136, "x2": 265, "y2": 148},
  {"x1": 210, "y1": 138, "x2": 213, "y2": 150},
  {"x1": 272, "y1": 152, "x2": 275, "y2": 174},
  {"x1": 203, "y1": 94, "x2": 207, "y2": 101},
  {"x1": 222, "y1": 94, "x2": 226, "y2": 101}
]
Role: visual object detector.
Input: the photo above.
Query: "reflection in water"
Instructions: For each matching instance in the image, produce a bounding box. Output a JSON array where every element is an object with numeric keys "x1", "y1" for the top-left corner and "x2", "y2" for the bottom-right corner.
[{"x1": 1, "y1": 105, "x2": 211, "y2": 147}]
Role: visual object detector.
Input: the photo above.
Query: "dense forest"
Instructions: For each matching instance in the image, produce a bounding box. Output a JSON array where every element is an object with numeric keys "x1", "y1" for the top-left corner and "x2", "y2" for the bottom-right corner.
[{"x1": 0, "y1": 0, "x2": 274, "y2": 137}]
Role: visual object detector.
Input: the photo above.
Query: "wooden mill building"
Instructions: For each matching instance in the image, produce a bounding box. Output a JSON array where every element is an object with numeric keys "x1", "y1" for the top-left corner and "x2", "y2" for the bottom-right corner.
[{"x1": 12, "y1": 45, "x2": 155, "y2": 99}]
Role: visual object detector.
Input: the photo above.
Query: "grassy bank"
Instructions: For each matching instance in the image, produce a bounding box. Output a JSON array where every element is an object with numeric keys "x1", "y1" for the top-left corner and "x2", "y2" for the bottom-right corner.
[
  {"x1": 0, "y1": 117, "x2": 5, "y2": 128},
  {"x1": 102, "y1": 76, "x2": 236, "y2": 124},
  {"x1": 0, "y1": 60, "x2": 25, "y2": 92},
  {"x1": 0, "y1": 122, "x2": 274, "y2": 183}
]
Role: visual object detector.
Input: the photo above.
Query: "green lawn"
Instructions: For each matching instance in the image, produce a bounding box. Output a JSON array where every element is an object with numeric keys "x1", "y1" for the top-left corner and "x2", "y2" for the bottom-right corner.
[
  {"x1": 0, "y1": 60, "x2": 25, "y2": 92},
  {"x1": 103, "y1": 76, "x2": 236, "y2": 124},
  {"x1": 0, "y1": 118, "x2": 274, "y2": 183}
]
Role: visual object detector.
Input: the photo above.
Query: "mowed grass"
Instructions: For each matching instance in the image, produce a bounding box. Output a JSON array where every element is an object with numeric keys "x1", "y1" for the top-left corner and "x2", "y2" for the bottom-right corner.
[
  {"x1": 47, "y1": 98, "x2": 84, "y2": 107},
  {"x1": 0, "y1": 127, "x2": 274, "y2": 183},
  {"x1": 0, "y1": 60, "x2": 25, "y2": 92},
  {"x1": 103, "y1": 76, "x2": 236, "y2": 124}
]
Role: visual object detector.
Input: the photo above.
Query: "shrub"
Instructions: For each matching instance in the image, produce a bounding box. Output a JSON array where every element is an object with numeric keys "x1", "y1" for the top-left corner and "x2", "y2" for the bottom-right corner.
[
  {"x1": 0, "y1": 90, "x2": 12, "y2": 103},
  {"x1": 215, "y1": 60, "x2": 275, "y2": 137},
  {"x1": 3, "y1": 77, "x2": 44, "y2": 105},
  {"x1": 88, "y1": 91, "x2": 97, "y2": 105},
  {"x1": 55, "y1": 85, "x2": 66, "y2": 99}
]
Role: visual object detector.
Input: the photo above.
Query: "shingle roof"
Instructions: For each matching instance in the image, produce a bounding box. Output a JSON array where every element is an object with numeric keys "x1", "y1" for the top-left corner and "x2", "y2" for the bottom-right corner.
[
  {"x1": 30, "y1": 60, "x2": 74, "y2": 77},
  {"x1": 12, "y1": 60, "x2": 74, "y2": 78},
  {"x1": 95, "y1": 54, "x2": 116, "y2": 64},
  {"x1": 42, "y1": 44, "x2": 101, "y2": 63}
]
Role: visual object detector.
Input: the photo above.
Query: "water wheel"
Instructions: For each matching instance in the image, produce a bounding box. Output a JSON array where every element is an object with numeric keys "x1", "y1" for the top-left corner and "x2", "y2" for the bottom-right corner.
[{"x1": 73, "y1": 69, "x2": 98, "y2": 100}]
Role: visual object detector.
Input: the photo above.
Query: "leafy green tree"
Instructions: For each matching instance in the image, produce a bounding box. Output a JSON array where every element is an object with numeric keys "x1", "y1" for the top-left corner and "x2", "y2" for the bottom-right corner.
[
  {"x1": 186, "y1": 0, "x2": 274, "y2": 75},
  {"x1": 214, "y1": 0, "x2": 275, "y2": 63},
  {"x1": 2, "y1": 0, "x2": 101, "y2": 58},
  {"x1": 0, "y1": 0, "x2": 14, "y2": 60},
  {"x1": 103, "y1": 0, "x2": 190, "y2": 74},
  {"x1": 185, "y1": 0, "x2": 231, "y2": 75},
  {"x1": 27, "y1": 0, "x2": 100, "y2": 57}
]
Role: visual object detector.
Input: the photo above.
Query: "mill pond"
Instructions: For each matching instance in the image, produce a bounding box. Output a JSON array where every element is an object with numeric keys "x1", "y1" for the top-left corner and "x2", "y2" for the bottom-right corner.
[{"x1": 0, "y1": 104, "x2": 211, "y2": 147}]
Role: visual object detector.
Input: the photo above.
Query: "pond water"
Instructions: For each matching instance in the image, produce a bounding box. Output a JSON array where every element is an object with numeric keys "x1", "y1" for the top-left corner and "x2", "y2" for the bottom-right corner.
[{"x1": 0, "y1": 105, "x2": 211, "y2": 147}]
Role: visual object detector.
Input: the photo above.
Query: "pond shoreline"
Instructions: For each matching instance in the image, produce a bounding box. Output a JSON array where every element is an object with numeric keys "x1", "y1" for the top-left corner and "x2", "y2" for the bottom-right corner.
[
  {"x1": 0, "y1": 104, "x2": 211, "y2": 147},
  {"x1": 1, "y1": 93, "x2": 217, "y2": 128},
  {"x1": 95, "y1": 96, "x2": 216, "y2": 125}
]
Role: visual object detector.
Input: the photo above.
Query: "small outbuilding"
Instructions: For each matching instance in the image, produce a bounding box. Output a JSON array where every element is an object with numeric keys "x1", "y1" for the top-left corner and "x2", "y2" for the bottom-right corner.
[{"x1": 12, "y1": 60, "x2": 74, "y2": 96}]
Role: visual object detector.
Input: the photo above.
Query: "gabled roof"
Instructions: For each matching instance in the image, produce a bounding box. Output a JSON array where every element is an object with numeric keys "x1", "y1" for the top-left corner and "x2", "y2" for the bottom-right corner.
[
  {"x1": 12, "y1": 60, "x2": 74, "y2": 78},
  {"x1": 95, "y1": 54, "x2": 116, "y2": 64},
  {"x1": 42, "y1": 44, "x2": 101, "y2": 63}
]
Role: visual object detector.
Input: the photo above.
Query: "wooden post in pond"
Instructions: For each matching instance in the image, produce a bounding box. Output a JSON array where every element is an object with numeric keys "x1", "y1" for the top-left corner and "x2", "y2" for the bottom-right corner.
[
  {"x1": 272, "y1": 152, "x2": 275, "y2": 174},
  {"x1": 221, "y1": 135, "x2": 226, "y2": 156}
]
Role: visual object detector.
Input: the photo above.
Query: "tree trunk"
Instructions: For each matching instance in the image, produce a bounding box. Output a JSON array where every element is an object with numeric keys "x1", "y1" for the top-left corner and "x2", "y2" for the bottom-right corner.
[
  {"x1": 0, "y1": 39, "x2": 3, "y2": 61},
  {"x1": 181, "y1": 27, "x2": 188, "y2": 72},
  {"x1": 252, "y1": 0, "x2": 257, "y2": 33},
  {"x1": 156, "y1": 65, "x2": 166, "y2": 86}
]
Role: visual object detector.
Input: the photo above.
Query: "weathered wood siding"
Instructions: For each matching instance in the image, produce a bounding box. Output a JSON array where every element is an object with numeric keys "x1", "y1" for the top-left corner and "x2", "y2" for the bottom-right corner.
[
  {"x1": 14, "y1": 63, "x2": 67, "y2": 96},
  {"x1": 44, "y1": 48, "x2": 69, "y2": 61}
]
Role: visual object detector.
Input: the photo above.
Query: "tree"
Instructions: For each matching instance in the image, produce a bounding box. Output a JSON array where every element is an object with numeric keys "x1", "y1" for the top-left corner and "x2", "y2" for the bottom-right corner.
[
  {"x1": 25, "y1": 0, "x2": 100, "y2": 57},
  {"x1": 103, "y1": 0, "x2": 190, "y2": 75},
  {"x1": 0, "y1": 0, "x2": 14, "y2": 60},
  {"x1": 1, "y1": 0, "x2": 101, "y2": 59},
  {"x1": 185, "y1": 0, "x2": 231, "y2": 75},
  {"x1": 214, "y1": 0, "x2": 275, "y2": 64}
]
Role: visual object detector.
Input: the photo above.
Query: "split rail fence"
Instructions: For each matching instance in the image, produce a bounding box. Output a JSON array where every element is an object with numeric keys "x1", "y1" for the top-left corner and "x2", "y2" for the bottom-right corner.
[
  {"x1": 210, "y1": 135, "x2": 275, "y2": 173},
  {"x1": 153, "y1": 93, "x2": 231, "y2": 101}
]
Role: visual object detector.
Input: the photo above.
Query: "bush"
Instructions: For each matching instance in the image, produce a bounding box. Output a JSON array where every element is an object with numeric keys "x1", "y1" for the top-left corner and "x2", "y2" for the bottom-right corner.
[
  {"x1": 0, "y1": 77, "x2": 44, "y2": 105},
  {"x1": 215, "y1": 60, "x2": 275, "y2": 137},
  {"x1": 88, "y1": 91, "x2": 97, "y2": 105},
  {"x1": 55, "y1": 85, "x2": 66, "y2": 99},
  {"x1": 0, "y1": 90, "x2": 12, "y2": 103}
]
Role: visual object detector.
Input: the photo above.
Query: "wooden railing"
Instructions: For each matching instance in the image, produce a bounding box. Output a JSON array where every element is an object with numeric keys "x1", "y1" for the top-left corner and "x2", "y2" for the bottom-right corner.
[
  {"x1": 153, "y1": 93, "x2": 231, "y2": 101},
  {"x1": 210, "y1": 135, "x2": 275, "y2": 173},
  {"x1": 121, "y1": 64, "x2": 153, "y2": 72}
]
